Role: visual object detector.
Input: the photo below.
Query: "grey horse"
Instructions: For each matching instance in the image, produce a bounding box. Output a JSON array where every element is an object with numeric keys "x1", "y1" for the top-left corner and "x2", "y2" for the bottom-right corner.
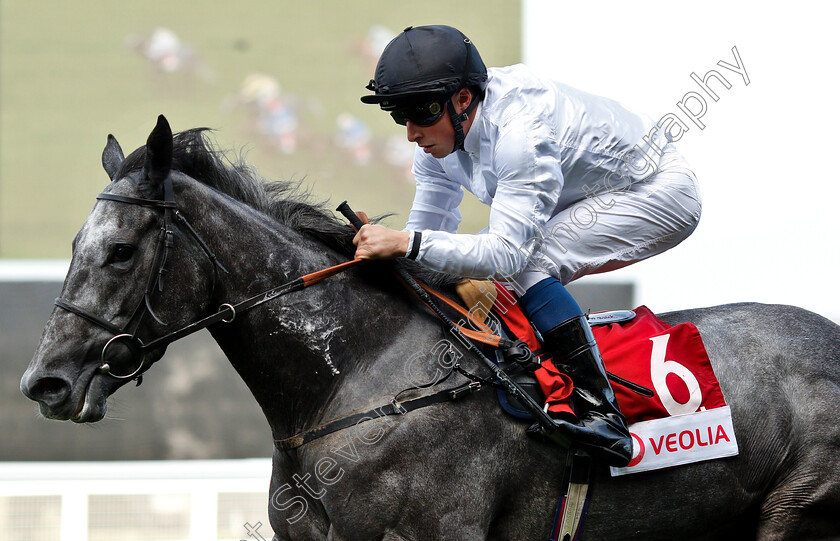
[{"x1": 21, "y1": 116, "x2": 840, "y2": 539}]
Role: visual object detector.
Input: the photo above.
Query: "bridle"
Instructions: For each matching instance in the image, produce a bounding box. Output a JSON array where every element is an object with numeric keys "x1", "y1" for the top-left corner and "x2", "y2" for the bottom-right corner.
[
  {"x1": 54, "y1": 175, "x2": 228, "y2": 383},
  {"x1": 54, "y1": 175, "x2": 364, "y2": 385}
]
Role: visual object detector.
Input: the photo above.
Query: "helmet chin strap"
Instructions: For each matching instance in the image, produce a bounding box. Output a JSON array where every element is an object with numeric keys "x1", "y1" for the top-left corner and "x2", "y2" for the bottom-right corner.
[{"x1": 447, "y1": 91, "x2": 480, "y2": 153}]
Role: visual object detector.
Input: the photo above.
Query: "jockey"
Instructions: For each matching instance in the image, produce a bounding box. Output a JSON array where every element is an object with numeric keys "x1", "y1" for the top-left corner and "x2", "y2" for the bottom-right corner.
[{"x1": 355, "y1": 25, "x2": 701, "y2": 466}]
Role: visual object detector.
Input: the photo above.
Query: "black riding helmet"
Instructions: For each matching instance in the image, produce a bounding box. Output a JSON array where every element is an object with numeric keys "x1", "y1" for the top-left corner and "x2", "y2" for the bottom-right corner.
[{"x1": 361, "y1": 25, "x2": 488, "y2": 152}]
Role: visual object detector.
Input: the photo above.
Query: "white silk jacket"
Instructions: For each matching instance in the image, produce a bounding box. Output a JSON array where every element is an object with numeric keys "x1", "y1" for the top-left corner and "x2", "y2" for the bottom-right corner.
[{"x1": 406, "y1": 64, "x2": 670, "y2": 280}]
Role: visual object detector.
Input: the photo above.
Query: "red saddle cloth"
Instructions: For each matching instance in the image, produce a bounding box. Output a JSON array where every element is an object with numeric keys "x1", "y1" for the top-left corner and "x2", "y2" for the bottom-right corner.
[
  {"x1": 491, "y1": 291, "x2": 725, "y2": 423},
  {"x1": 591, "y1": 305, "x2": 726, "y2": 424}
]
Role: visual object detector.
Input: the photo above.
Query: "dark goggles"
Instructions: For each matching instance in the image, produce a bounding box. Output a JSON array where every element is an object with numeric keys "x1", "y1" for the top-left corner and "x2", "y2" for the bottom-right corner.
[{"x1": 389, "y1": 98, "x2": 448, "y2": 126}]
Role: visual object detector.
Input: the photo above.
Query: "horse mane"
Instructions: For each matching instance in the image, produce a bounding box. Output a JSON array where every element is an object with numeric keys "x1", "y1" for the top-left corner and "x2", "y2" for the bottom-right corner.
[{"x1": 116, "y1": 128, "x2": 459, "y2": 288}]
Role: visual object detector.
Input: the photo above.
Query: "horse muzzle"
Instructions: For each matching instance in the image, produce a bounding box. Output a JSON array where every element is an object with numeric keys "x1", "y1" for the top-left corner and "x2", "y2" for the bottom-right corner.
[{"x1": 21, "y1": 360, "x2": 111, "y2": 423}]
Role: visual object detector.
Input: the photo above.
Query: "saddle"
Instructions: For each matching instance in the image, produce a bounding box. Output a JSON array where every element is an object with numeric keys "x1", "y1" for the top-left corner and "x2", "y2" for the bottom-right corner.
[
  {"x1": 452, "y1": 278, "x2": 642, "y2": 419},
  {"x1": 457, "y1": 281, "x2": 735, "y2": 478}
]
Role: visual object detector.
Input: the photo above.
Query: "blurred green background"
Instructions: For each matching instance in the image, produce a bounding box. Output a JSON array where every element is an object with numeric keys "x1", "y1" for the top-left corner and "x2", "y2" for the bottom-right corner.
[{"x1": 0, "y1": 0, "x2": 519, "y2": 258}]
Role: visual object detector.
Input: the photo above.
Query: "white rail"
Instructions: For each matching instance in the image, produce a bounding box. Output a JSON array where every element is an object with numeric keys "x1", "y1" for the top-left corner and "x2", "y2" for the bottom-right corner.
[
  {"x1": 0, "y1": 459, "x2": 274, "y2": 541},
  {"x1": 0, "y1": 259, "x2": 69, "y2": 281}
]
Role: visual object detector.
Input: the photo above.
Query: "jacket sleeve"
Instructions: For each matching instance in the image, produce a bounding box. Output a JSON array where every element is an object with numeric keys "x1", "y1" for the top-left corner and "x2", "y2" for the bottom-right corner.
[
  {"x1": 413, "y1": 116, "x2": 564, "y2": 280},
  {"x1": 405, "y1": 148, "x2": 464, "y2": 234}
]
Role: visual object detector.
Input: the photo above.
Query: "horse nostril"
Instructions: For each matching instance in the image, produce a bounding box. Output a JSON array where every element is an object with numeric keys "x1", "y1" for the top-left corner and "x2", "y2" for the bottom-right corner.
[{"x1": 27, "y1": 377, "x2": 71, "y2": 407}]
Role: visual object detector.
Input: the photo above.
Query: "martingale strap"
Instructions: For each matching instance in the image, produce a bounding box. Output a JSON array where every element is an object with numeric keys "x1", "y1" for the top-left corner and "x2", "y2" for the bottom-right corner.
[{"x1": 274, "y1": 382, "x2": 482, "y2": 450}]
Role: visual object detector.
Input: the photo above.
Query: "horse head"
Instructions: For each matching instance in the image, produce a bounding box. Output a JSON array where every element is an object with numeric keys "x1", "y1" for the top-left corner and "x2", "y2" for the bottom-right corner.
[{"x1": 21, "y1": 115, "x2": 218, "y2": 422}]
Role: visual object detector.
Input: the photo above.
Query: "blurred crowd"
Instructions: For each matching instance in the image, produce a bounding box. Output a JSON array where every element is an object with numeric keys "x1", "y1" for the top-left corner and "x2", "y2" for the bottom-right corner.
[{"x1": 126, "y1": 25, "x2": 415, "y2": 182}]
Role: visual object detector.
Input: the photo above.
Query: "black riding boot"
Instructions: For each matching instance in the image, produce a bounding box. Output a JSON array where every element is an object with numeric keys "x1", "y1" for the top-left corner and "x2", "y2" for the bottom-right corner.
[{"x1": 537, "y1": 315, "x2": 633, "y2": 466}]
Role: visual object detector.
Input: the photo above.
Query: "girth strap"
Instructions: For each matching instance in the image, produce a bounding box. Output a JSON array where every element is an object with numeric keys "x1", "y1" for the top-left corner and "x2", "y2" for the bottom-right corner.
[{"x1": 274, "y1": 381, "x2": 482, "y2": 451}]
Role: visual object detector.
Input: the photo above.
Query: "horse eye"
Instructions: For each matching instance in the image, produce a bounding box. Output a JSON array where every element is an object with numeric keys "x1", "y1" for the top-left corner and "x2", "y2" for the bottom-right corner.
[{"x1": 112, "y1": 244, "x2": 136, "y2": 263}]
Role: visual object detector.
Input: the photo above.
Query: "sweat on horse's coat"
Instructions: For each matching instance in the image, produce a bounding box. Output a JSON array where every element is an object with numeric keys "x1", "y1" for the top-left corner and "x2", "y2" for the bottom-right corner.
[{"x1": 21, "y1": 116, "x2": 840, "y2": 540}]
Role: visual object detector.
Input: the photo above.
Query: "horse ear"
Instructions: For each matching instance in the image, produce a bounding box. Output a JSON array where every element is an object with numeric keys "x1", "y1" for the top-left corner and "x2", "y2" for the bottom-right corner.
[
  {"x1": 102, "y1": 134, "x2": 124, "y2": 182},
  {"x1": 140, "y1": 115, "x2": 173, "y2": 195}
]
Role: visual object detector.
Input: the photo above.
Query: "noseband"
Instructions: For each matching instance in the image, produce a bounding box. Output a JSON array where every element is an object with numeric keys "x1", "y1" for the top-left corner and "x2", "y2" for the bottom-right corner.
[{"x1": 54, "y1": 175, "x2": 228, "y2": 384}]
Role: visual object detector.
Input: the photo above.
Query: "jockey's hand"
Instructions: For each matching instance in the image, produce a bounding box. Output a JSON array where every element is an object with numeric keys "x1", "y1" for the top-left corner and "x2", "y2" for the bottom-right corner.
[{"x1": 352, "y1": 224, "x2": 411, "y2": 260}]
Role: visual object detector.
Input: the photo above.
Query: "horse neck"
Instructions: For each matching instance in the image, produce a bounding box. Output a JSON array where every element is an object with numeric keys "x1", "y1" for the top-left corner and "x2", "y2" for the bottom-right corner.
[{"x1": 178, "y1": 181, "x2": 437, "y2": 438}]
